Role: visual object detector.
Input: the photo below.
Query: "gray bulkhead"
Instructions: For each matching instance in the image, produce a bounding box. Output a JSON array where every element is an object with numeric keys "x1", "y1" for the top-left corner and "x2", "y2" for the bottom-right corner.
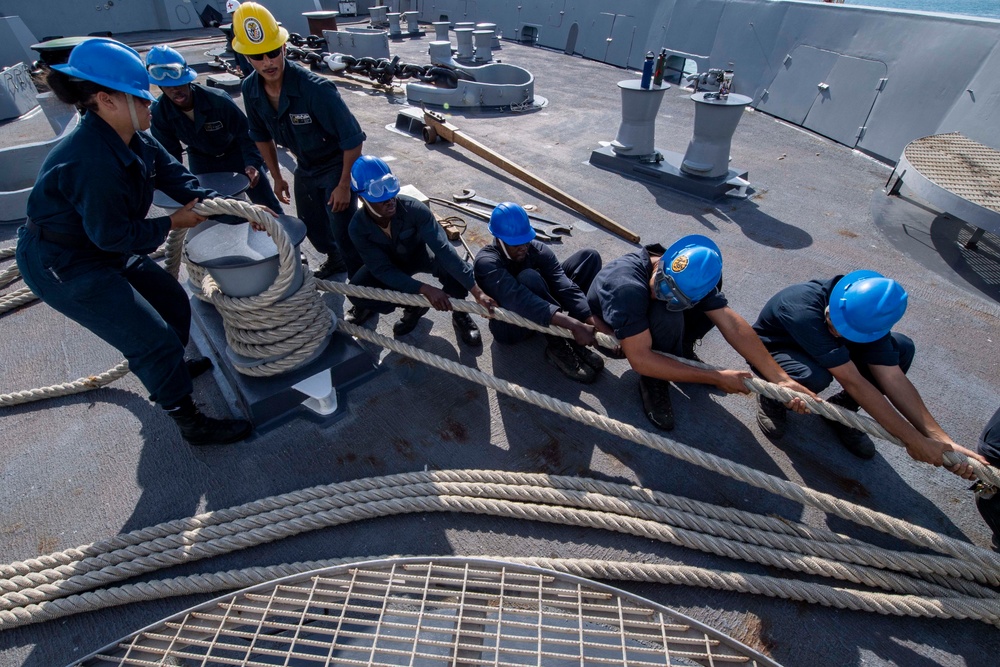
[
  {"x1": 3, "y1": 0, "x2": 998, "y2": 163},
  {"x1": 415, "y1": 0, "x2": 1000, "y2": 163}
]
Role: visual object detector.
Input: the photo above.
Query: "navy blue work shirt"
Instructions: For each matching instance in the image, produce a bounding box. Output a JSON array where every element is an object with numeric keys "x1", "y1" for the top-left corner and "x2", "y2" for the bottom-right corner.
[
  {"x1": 348, "y1": 195, "x2": 474, "y2": 294},
  {"x1": 752, "y1": 277, "x2": 900, "y2": 368},
  {"x1": 243, "y1": 61, "x2": 365, "y2": 178},
  {"x1": 150, "y1": 83, "x2": 263, "y2": 174},
  {"x1": 26, "y1": 111, "x2": 212, "y2": 276},
  {"x1": 587, "y1": 244, "x2": 727, "y2": 340},
  {"x1": 474, "y1": 240, "x2": 591, "y2": 326},
  {"x1": 979, "y1": 405, "x2": 1000, "y2": 465}
]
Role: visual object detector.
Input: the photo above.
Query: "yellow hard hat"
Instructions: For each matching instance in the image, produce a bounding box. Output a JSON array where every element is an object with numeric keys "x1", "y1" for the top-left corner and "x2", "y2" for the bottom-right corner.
[{"x1": 231, "y1": 2, "x2": 288, "y2": 55}]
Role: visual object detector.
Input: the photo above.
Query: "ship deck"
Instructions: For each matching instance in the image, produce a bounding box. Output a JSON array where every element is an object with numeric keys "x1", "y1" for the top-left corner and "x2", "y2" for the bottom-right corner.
[{"x1": 1, "y1": 23, "x2": 999, "y2": 667}]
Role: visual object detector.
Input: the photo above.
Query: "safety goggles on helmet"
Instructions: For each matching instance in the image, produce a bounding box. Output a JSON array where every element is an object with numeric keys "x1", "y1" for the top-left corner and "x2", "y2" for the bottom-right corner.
[
  {"x1": 247, "y1": 47, "x2": 283, "y2": 62},
  {"x1": 363, "y1": 172, "x2": 400, "y2": 200},
  {"x1": 653, "y1": 269, "x2": 696, "y2": 312},
  {"x1": 147, "y1": 63, "x2": 188, "y2": 82}
]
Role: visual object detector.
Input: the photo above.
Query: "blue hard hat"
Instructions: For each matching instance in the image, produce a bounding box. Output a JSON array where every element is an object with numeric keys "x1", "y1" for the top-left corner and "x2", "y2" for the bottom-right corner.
[
  {"x1": 488, "y1": 202, "x2": 535, "y2": 246},
  {"x1": 828, "y1": 270, "x2": 907, "y2": 343},
  {"x1": 350, "y1": 155, "x2": 400, "y2": 203},
  {"x1": 146, "y1": 45, "x2": 197, "y2": 86},
  {"x1": 52, "y1": 38, "x2": 155, "y2": 102},
  {"x1": 652, "y1": 234, "x2": 722, "y2": 310}
]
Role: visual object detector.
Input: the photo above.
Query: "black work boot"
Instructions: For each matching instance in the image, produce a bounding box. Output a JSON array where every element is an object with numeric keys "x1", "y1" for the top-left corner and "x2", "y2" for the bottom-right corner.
[
  {"x1": 452, "y1": 312, "x2": 482, "y2": 347},
  {"x1": 826, "y1": 391, "x2": 876, "y2": 459},
  {"x1": 313, "y1": 251, "x2": 347, "y2": 279},
  {"x1": 346, "y1": 305, "x2": 375, "y2": 325},
  {"x1": 185, "y1": 356, "x2": 214, "y2": 379},
  {"x1": 393, "y1": 306, "x2": 428, "y2": 336},
  {"x1": 756, "y1": 394, "x2": 787, "y2": 440},
  {"x1": 571, "y1": 342, "x2": 605, "y2": 373},
  {"x1": 165, "y1": 396, "x2": 252, "y2": 447},
  {"x1": 639, "y1": 375, "x2": 674, "y2": 431},
  {"x1": 545, "y1": 337, "x2": 596, "y2": 384}
]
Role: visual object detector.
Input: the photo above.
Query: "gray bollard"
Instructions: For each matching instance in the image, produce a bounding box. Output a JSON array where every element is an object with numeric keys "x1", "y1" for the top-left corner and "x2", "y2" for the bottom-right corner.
[
  {"x1": 404, "y1": 12, "x2": 420, "y2": 35},
  {"x1": 611, "y1": 80, "x2": 670, "y2": 159},
  {"x1": 680, "y1": 92, "x2": 752, "y2": 178},
  {"x1": 325, "y1": 28, "x2": 391, "y2": 59},
  {"x1": 387, "y1": 12, "x2": 402, "y2": 37},
  {"x1": 185, "y1": 215, "x2": 306, "y2": 300},
  {"x1": 369, "y1": 5, "x2": 388, "y2": 26},
  {"x1": 472, "y1": 30, "x2": 493, "y2": 62},
  {"x1": 476, "y1": 22, "x2": 500, "y2": 49},
  {"x1": 454, "y1": 28, "x2": 474, "y2": 59},
  {"x1": 433, "y1": 21, "x2": 451, "y2": 42},
  {"x1": 428, "y1": 40, "x2": 457, "y2": 67},
  {"x1": 454, "y1": 22, "x2": 476, "y2": 30}
]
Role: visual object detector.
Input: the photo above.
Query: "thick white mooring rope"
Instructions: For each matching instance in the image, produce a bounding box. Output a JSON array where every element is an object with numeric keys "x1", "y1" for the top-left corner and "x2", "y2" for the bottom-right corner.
[
  {"x1": 0, "y1": 471, "x2": 996, "y2": 630},
  {"x1": 1, "y1": 200, "x2": 998, "y2": 632}
]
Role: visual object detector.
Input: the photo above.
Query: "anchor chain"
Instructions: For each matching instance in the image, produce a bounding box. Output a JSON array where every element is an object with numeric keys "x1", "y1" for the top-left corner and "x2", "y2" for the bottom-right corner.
[{"x1": 283, "y1": 33, "x2": 462, "y2": 87}]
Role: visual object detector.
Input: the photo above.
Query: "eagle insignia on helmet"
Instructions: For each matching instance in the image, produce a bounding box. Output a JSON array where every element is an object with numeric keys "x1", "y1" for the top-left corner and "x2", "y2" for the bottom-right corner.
[
  {"x1": 244, "y1": 17, "x2": 265, "y2": 43},
  {"x1": 671, "y1": 255, "x2": 689, "y2": 272}
]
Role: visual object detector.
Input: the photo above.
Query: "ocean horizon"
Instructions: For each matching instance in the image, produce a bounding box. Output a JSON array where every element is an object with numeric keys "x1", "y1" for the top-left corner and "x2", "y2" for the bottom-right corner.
[{"x1": 842, "y1": 0, "x2": 1000, "y2": 19}]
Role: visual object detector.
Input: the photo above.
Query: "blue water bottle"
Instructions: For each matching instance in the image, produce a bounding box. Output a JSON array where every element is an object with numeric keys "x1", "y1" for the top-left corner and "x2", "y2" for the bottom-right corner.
[{"x1": 640, "y1": 52, "x2": 654, "y2": 89}]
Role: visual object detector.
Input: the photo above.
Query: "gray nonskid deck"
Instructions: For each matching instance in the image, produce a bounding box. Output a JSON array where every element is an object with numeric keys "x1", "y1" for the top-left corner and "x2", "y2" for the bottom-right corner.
[{"x1": 0, "y1": 30, "x2": 998, "y2": 667}]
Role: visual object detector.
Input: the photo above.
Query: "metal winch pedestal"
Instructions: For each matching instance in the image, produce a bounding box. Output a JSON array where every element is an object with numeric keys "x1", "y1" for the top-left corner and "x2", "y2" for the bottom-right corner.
[
  {"x1": 183, "y1": 212, "x2": 377, "y2": 431},
  {"x1": 590, "y1": 82, "x2": 751, "y2": 200}
]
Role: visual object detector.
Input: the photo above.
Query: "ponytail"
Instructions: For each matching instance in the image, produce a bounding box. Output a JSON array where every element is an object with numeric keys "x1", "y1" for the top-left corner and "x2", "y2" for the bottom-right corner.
[{"x1": 46, "y1": 67, "x2": 116, "y2": 113}]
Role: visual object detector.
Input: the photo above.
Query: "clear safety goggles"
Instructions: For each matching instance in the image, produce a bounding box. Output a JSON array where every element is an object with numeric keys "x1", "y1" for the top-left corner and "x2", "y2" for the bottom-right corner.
[
  {"x1": 147, "y1": 63, "x2": 187, "y2": 82},
  {"x1": 653, "y1": 270, "x2": 695, "y2": 312},
  {"x1": 364, "y1": 172, "x2": 400, "y2": 200}
]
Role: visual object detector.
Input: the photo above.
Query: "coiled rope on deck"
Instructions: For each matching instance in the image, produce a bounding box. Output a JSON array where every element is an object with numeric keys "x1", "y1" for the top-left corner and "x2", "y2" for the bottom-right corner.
[
  {"x1": 0, "y1": 471, "x2": 996, "y2": 630},
  {"x1": 185, "y1": 199, "x2": 334, "y2": 377},
  {"x1": 0, "y1": 197, "x2": 329, "y2": 404}
]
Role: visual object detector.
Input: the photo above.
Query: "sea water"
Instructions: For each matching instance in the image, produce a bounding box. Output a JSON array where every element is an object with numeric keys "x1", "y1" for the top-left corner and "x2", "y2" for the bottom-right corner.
[{"x1": 845, "y1": 0, "x2": 1000, "y2": 19}]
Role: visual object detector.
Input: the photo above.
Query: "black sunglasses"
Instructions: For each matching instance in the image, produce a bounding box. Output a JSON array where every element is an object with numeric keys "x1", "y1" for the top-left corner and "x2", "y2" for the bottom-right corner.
[{"x1": 247, "y1": 47, "x2": 283, "y2": 62}]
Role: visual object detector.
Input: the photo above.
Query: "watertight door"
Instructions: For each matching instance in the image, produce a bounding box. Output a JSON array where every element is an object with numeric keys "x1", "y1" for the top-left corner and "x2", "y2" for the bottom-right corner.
[
  {"x1": 802, "y1": 54, "x2": 886, "y2": 147},
  {"x1": 756, "y1": 45, "x2": 840, "y2": 125},
  {"x1": 605, "y1": 14, "x2": 638, "y2": 69},
  {"x1": 576, "y1": 12, "x2": 614, "y2": 61}
]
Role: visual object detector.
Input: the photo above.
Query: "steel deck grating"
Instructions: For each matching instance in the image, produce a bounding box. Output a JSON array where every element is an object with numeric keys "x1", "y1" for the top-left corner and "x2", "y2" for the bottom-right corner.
[
  {"x1": 73, "y1": 558, "x2": 779, "y2": 667},
  {"x1": 903, "y1": 132, "x2": 1000, "y2": 214}
]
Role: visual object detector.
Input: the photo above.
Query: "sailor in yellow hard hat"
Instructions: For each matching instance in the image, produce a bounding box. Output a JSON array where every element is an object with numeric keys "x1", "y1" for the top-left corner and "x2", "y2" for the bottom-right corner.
[{"x1": 233, "y1": 1, "x2": 367, "y2": 278}]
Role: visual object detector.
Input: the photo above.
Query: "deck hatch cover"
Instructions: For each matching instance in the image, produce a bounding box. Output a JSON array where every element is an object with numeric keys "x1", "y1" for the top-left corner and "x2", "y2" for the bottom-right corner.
[
  {"x1": 73, "y1": 557, "x2": 780, "y2": 666},
  {"x1": 904, "y1": 132, "x2": 1000, "y2": 215}
]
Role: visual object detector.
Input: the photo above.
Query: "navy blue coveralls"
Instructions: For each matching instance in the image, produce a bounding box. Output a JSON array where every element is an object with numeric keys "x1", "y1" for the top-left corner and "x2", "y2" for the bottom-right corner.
[
  {"x1": 976, "y1": 406, "x2": 1000, "y2": 547},
  {"x1": 474, "y1": 241, "x2": 601, "y2": 344},
  {"x1": 150, "y1": 83, "x2": 283, "y2": 212},
  {"x1": 243, "y1": 61, "x2": 366, "y2": 274},
  {"x1": 16, "y1": 111, "x2": 214, "y2": 409},
  {"x1": 347, "y1": 195, "x2": 474, "y2": 311},
  {"x1": 586, "y1": 244, "x2": 724, "y2": 354},
  {"x1": 751, "y1": 277, "x2": 915, "y2": 407}
]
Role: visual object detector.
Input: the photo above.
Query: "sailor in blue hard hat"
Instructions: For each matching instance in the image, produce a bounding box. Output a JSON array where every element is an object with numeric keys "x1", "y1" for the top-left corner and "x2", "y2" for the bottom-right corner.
[
  {"x1": 474, "y1": 202, "x2": 604, "y2": 383},
  {"x1": 15, "y1": 38, "x2": 252, "y2": 447},
  {"x1": 752, "y1": 271, "x2": 984, "y2": 476},
  {"x1": 344, "y1": 156, "x2": 496, "y2": 345},
  {"x1": 587, "y1": 235, "x2": 813, "y2": 431},
  {"x1": 146, "y1": 45, "x2": 284, "y2": 214}
]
